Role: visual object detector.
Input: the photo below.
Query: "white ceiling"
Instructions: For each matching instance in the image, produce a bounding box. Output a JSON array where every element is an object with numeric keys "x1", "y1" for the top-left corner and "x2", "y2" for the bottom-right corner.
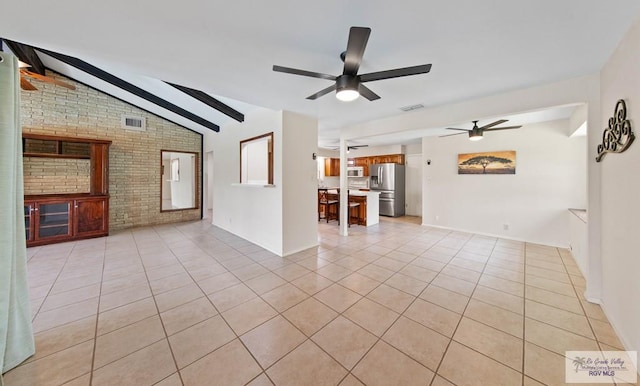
[{"x1": 2, "y1": 0, "x2": 639, "y2": 145}]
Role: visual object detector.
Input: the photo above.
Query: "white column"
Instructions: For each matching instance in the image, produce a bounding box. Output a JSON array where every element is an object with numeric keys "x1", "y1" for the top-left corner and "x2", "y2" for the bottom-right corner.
[{"x1": 339, "y1": 137, "x2": 348, "y2": 236}]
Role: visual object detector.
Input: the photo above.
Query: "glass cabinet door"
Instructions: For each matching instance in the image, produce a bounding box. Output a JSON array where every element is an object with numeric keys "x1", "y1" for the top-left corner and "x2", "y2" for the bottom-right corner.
[
  {"x1": 24, "y1": 203, "x2": 34, "y2": 241},
  {"x1": 37, "y1": 201, "x2": 72, "y2": 239}
]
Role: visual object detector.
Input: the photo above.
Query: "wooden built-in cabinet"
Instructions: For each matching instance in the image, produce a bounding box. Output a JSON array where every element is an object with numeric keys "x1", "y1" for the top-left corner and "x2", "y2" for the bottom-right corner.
[
  {"x1": 325, "y1": 154, "x2": 404, "y2": 177},
  {"x1": 22, "y1": 133, "x2": 111, "y2": 247},
  {"x1": 24, "y1": 195, "x2": 109, "y2": 246}
]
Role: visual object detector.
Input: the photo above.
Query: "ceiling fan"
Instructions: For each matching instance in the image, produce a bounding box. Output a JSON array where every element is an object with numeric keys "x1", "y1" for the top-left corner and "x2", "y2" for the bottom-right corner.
[
  {"x1": 18, "y1": 62, "x2": 76, "y2": 91},
  {"x1": 327, "y1": 144, "x2": 369, "y2": 152},
  {"x1": 0, "y1": 40, "x2": 75, "y2": 91},
  {"x1": 273, "y1": 27, "x2": 432, "y2": 102},
  {"x1": 440, "y1": 120, "x2": 522, "y2": 141}
]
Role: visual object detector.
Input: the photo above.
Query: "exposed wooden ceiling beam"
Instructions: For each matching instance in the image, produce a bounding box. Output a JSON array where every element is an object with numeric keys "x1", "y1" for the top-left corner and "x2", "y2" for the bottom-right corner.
[
  {"x1": 167, "y1": 82, "x2": 244, "y2": 123},
  {"x1": 2, "y1": 39, "x2": 46, "y2": 75},
  {"x1": 38, "y1": 48, "x2": 220, "y2": 132}
]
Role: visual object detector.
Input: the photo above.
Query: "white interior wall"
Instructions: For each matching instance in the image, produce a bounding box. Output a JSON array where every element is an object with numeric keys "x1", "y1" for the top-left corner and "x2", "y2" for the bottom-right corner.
[
  {"x1": 404, "y1": 143, "x2": 422, "y2": 154},
  {"x1": 405, "y1": 154, "x2": 423, "y2": 216},
  {"x1": 599, "y1": 14, "x2": 640, "y2": 353},
  {"x1": 282, "y1": 111, "x2": 319, "y2": 255},
  {"x1": 212, "y1": 108, "x2": 284, "y2": 254},
  {"x1": 348, "y1": 144, "x2": 404, "y2": 157},
  {"x1": 422, "y1": 119, "x2": 586, "y2": 247}
]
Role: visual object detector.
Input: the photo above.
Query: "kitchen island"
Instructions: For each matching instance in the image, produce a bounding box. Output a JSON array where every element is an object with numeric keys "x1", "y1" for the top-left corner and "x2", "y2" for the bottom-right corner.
[{"x1": 323, "y1": 189, "x2": 380, "y2": 226}]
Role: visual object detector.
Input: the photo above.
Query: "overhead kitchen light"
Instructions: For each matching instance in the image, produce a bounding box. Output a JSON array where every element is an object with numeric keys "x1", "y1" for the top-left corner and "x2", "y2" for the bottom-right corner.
[
  {"x1": 469, "y1": 130, "x2": 483, "y2": 141},
  {"x1": 335, "y1": 75, "x2": 360, "y2": 102}
]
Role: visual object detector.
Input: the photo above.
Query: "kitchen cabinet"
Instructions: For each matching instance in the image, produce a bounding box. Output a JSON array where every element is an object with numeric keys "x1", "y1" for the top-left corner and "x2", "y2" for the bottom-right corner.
[
  {"x1": 24, "y1": 195, "x2": 109, "y2": 247},
  {"x1": 353, "y1": 154, "x2": 405, "y2": 176},
  {"x1": 324, "y1": 158, "x2": 340, "y2": 176},
  {"x1": 324, "y1": 154, "x2": 404, "y2": 177},
  {"x1": 354, "y1": 157, "x2": 370, "y2": 176}
]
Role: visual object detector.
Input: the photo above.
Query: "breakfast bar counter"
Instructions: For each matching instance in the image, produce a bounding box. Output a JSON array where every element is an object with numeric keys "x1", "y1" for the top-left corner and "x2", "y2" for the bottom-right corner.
[{"x1": 321, "y1": 189, "x2": 380, "y2": 226}]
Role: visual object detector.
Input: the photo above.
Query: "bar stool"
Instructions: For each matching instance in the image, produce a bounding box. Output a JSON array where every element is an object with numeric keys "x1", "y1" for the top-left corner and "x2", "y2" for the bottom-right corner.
[
  {"x1": 348, "y1": 198, "x2": 361, "y2": 227},
  {"x1": 318, "y1": 189, "x2": 339, "y2": 224}
]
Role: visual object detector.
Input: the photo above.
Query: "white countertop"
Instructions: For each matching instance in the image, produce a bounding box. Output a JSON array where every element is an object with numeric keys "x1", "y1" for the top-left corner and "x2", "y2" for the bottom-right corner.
[{"x1": 322, "y1": 189, "x2": 379, "y2": 196}]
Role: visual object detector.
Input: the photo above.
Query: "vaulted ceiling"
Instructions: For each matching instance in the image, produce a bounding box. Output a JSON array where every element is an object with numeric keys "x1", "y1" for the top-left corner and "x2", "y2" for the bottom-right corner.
[{"x1": 2, "y1": 1, "x2": 639, "y2": 145}]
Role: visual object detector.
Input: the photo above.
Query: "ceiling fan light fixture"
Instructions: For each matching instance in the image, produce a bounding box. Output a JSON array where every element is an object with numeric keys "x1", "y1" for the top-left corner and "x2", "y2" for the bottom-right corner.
[
  {"x1": 469, "y1": 131, "x2": 483, "y2": 141},
  {"x1": 335, "y1": 75, "x2": 360, "y2": 102},
  {"x1": 336, "y1": 89, "x2": 359, "y2": 102}
]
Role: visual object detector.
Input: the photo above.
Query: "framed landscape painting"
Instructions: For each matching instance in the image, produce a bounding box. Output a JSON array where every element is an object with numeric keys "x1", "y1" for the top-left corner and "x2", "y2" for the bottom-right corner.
[{"x1": 458, "y1": 150, "x2": 516, "y2": 175}]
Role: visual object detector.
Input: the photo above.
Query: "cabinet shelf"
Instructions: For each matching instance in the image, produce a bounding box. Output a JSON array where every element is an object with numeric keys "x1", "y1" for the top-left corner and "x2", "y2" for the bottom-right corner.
[
  {"x1": 39, "y1": 223, "x2": 69, "y2": 229},
  {"x1": 23, "y1": 152, "x2": 90, "y2": 159}
]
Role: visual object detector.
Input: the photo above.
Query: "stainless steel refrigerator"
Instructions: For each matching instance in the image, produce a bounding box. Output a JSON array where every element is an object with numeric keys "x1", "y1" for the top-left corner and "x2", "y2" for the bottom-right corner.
[{"x1": 369, "y1": 163, "x2": 405, "y2": 217}]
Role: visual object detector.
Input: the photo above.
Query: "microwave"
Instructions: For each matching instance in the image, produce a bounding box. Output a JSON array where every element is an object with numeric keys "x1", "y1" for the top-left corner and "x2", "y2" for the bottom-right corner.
[{"x1": 347, "y1": 166, "x2": 364, "y2": 177}]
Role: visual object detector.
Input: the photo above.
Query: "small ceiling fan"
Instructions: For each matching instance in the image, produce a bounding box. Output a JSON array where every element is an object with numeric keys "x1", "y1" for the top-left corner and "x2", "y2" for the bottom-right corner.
[
  {"x1": 0, "y1": 39, "x2": 75, "y2": 91},
  {"x1": 273, "y1": 26, "x2": 432, "y2": 102},
  {"x1": 18, "y1": 62, "x2": 76, "y2": 91},
  {"x1": 327, "y1": 144, "x2": 369, "y2": 151},
  {"x1": 440, "y1": 120, "x2": 522, "y2": 141}
]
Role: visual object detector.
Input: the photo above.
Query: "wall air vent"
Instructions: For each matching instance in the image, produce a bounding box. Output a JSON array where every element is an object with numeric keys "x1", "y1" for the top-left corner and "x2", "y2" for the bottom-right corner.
[
  {"x1": 121, "y1": 115, "x2": 146, "y2": 131},
  {"x1": 399, "y1": 104, "x2": 425, "y2": 112}
]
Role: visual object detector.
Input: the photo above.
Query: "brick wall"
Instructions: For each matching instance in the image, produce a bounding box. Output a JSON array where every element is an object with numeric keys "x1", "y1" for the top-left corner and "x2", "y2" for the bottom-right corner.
[
  {"x1": 21, "y1": 71, "x2": 202, "y2": 230},
  {"x1": 24, "y1": 157, "x2": 91, "y2": 194}
]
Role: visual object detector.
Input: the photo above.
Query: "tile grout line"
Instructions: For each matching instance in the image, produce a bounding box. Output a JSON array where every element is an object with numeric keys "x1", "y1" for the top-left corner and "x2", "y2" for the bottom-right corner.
[
  {"x1": 341, "y1": 228, "x2": 458, "y2": 385},
  {"x1": 88, "y1": 237, "x2": 108, "y2": 386},
  {"x1": 158, "y1": 221, "x2": 287, "y2": 385},
  {"x1": 428, "y1": 234, "x2": 500, "y2": 386},
  {"x1": 132, "y1": 227, "x2": 188, "y2": 386},
  {"x1": 521, "y1": 241, "x2": 529, "y2": 385}
]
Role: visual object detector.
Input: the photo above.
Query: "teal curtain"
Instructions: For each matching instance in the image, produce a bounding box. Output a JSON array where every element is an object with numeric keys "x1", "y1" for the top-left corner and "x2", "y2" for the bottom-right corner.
[{"x1": 0, "y1": 52, "x2": 35, "y2": 383}]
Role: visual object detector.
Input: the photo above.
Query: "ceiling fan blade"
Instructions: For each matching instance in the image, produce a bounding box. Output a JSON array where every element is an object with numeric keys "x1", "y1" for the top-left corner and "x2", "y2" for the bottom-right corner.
[
  {"x1": 439, "y1": 132, "x2": 467, "y2": 137},
  {"x1": 273, "y1": 65, "x2": 336, "y2": 81},
  {"x1": 306, "y1": 84, "x2": 337, "y2": 100},
  {"x1": 343, "y1": 27, "x2": 371, "y2": 75},
  {"x1": 21, "y1": 70, "x2": 76, "y2": 90},
  {"x1": 484, "y1": 126, "x2": 522, "y2": 131},
  {"x1": 479, "y1": 119, "x2": 508, "y2": 130},
  {"x1": 20, "y1": 76, "x2": 38, "y2": 90},
  {"x1": 358, "y1": 84, "x2": 380, "y2": 101},
  {"x1": 445, "y1": 128, "x2": 470, "y2": 131},
  {"x1": 349, "y1": 145, "x2": 369, "y2": 148},
  {"x1": 359, "y1": 64, "x2": 432, "y2": 83}
]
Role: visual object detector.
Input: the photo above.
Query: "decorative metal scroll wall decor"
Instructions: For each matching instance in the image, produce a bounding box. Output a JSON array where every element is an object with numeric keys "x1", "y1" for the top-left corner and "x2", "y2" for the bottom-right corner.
[{"x1": 596, "y1": 99, "x2": 635, "y2": 162}]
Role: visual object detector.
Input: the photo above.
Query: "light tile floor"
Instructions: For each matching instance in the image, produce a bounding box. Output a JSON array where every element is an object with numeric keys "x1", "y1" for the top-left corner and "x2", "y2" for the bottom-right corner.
[{"x1": 3, "y1": 217, "x2": 632, "y2": 385}]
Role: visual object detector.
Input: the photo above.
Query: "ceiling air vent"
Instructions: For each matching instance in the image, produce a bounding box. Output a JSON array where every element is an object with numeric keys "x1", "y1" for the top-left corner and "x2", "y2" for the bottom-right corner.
[
  {"x1": 121, "y1": 115, "x2": 146, "y2": 131},
  {"x1": 399, "y1": 103, "x2": 425, "y2": 112}
]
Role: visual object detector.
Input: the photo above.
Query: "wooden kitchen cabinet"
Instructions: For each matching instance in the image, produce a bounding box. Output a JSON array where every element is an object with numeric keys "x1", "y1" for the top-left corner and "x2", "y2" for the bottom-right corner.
[
  {"x1": 324, "y1": 158, "x2": 340, "y2": 176},
  {"x1": 353, "y1": 153, "x2": 405, "y2": 176},
  {"x1": 354, "y1": 157, "x2": 370, "y2": 176},
  {"x1": 325, "y1": 153, "x2": 404, "y2": 177}
]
